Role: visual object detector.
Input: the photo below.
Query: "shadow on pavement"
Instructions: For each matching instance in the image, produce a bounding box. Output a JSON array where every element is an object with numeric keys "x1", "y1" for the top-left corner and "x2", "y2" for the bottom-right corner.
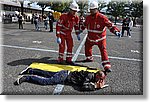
[{"x1": 7, "y1": 57, "x2": 58, "y2": 66}]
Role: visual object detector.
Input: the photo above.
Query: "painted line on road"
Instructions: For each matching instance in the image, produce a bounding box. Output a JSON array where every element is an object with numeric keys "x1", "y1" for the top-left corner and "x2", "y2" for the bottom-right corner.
[
  {"x1": 79, "y1": 53, "x2": 142, "y2": 62},
  {"x1": 52, "y1": 34, "x2": 88, "y2": 95},
  {"x1": 72, "y1": 34, "x2": 88, "y2": 61},
  {"x1": 1, "y1": 44, "x2": 58, "y2": 53},
  {"x1": 1, "y1": 44, "x2": 142, "y2": 62}
]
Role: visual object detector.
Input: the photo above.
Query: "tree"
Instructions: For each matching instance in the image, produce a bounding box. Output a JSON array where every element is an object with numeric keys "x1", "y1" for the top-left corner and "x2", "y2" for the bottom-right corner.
[
  {"x1": 76, "y1": 0, "x2": 88, "y2": 16},
  {"x1": 18, "y1": 0, "x2": 24, "y2": 15},
  {"x1": 50, "y1": 0, "x2": 70, "y2": 13},
  {"x1": 129, "y1": 1, "x2": 143, "y2": 26},
  {"x1": 37, "y1": 1, "x2": 52, "y2": 18},
  {"x1": 98, "y1": 1, "x2": 107, "y2": 11},
  {"x1": 107, "y1": 1, "x2": 125, "y2": 24},
  {"x1": 130, "y1": 1, "x2": 143, "y2": 18}
]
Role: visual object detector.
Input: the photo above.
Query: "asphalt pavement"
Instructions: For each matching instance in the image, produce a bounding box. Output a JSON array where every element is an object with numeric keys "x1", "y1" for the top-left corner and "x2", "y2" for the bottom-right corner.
[{"x1": 1, "y1": 22, "x2": 143, "y2": 95}]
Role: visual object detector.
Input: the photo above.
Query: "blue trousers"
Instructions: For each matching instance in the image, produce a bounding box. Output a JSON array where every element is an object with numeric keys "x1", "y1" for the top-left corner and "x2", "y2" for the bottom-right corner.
[
  {"x1": 25, "y1": 69, "x2": 68, "y2": 85},
  {"x1": 34, "y1": 22, "x2": 40, "y2": 30}
]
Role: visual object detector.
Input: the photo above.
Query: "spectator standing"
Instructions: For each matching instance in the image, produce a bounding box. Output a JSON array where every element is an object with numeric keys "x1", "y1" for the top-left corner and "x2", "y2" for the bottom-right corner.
[
  {"x1": 121, "y1": 17, "x2": 131, "y2": 37},
  {"x1": 43, "y1": 14, "x2": 49, "y2": 31},
  {"x1": 18, "y1": 14, "x2": 23, "y2": 29},
  {"x1": 48, "y1": 12, "x2": 54, "y2": 32},
  {"x1": 34, "y1": 14, "x2": 40, "y2": 31}
]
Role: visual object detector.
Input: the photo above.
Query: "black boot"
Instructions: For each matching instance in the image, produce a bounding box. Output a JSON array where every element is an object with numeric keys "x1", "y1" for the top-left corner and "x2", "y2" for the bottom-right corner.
[
  {"x1": 66, "y1": 61, "x2": 76, "y2": 65},
  {"x1": 14, "y1": 75, "x2": 27, "y2": 85}
]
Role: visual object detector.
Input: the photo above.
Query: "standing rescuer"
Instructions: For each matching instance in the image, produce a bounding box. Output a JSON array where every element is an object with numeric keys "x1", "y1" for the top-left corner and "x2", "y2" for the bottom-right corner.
[
  {"x1": 56, "y1": 3, "x2": 81, "y2": 65},
  {"x1": 81, "y1": 1, "x2": 121, "y2": 73}
]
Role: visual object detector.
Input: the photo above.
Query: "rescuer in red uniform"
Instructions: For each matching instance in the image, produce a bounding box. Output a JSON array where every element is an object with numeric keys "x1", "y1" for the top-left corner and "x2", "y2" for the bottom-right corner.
[
  {"x1": 81, "y1": 1, "x2": 121, "y2": 73},
  {"x1": 56, "y1": 3, "x2": 80, "y2": 65}
]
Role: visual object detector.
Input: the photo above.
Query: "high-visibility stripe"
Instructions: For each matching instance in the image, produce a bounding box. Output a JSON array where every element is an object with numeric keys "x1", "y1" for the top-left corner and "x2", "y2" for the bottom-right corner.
[
  {"x1": 66, "y1": 55, "x2": 72, "y2": 57},
  {"x1": 56, "y1": 31, "x2": 60, "y2": 34},
  {"x1": 104, "y1": 64, "x2": 111, "y2": 68},
  {"x1": 59, "y1": 53, "x2": 64, "y2": 58},
  {"x1": 86, "y1": 56, "x2": 93, "y2": 60},
  {"x1": 87, "y1": 28, "x2": 105, "y2": 34},
  {"x1": 101, "y1": 60, "x2": 110, "y2": 64},
  {"x1": 67, "y1": 52, "x2": 72, "y2": 55},
  {"x1": 57, "y1": 24, "x2": 62, "y2": 27},
  {"x1": 57, "y1": 23, "x2": 70, "y2": 30},
  {"x1": 88, "y1": 36, "x2": 106, "y2": 43},
  {"x1": 108, "y1": 25, "x2": 115, "y2": 30},
  {"x1": 75, "y1": 30, "x2": 80, "y2": 32},
  {"x1": 74, "y1": 24, "x2": 78, "y2": 27},
  {"x1": 60, "y1": 31, "x2": 66, "y2": 35},
  {"x1": 62, "y1": 26, "x2": 70, "y2": 30}
]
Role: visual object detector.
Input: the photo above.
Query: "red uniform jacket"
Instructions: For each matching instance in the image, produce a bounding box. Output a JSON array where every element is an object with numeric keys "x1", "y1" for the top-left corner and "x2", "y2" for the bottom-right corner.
[
  {"x1": 56, "y1": 13, "x2": 80, "y2": 38},
  {"x1": 82, "y1": 12, "x2": 120, "y2": 41}
]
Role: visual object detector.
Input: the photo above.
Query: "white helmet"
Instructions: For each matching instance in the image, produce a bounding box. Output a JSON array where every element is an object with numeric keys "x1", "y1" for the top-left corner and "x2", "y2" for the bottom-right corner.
[
  {"x1": 69, "y1": 3, "x2": 79, "y2": 11},
  {"x1": 90, "y1": 1, "x2": 98, "y2": 9}
]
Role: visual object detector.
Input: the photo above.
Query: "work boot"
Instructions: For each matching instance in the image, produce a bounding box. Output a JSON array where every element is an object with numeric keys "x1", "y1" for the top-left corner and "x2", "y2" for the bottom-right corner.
[
  {"x1": 14, "y1": 75, "x2": 27, "y2": 85},
  {"x1": 104, "y1": 68, "x2": 112, "y2": 73},
  {"x1": 83, "y1": 59, "x2": 93, "y2": 62},
  {"x1": 66, "y1": 61, "x2": 76, "y2": 65},
  {"x1": 103, "y1": 69, "x2": 112, "y2": 75},
  {"x1": 58, "y1": 57, "x2": 64, "y2": 64}
]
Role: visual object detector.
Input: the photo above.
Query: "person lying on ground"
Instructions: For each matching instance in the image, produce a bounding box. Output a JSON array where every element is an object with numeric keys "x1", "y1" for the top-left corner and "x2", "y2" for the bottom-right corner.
[{"x1": 14, "y1": 68, "x2": 107, "y2": 91}]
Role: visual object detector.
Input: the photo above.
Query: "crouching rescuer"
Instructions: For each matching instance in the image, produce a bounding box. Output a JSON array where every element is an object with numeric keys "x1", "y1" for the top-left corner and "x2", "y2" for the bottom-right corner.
[{"x1": 80, "y1": 1, "x2": 121, "y2": 73}]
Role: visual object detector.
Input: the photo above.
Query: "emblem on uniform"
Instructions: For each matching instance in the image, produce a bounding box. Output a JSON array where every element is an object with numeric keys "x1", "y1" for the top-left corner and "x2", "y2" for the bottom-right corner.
[{"x1": 97, "y1": 24, "x2": 100, "y2": 28}]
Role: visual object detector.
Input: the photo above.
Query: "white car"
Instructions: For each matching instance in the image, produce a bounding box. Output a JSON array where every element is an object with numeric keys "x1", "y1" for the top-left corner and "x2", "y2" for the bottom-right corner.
[{"x1": 12, "y1": 16, "x2": 18, "y2": 23}]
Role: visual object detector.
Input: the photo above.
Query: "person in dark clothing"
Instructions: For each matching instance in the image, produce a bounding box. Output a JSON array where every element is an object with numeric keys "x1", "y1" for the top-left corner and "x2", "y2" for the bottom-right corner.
[
  {"x1": 43, "y1": 14, "x2": 49, "y2": 31},
  {"x1": 18, "y1": 14, "x2": 23, "y2": 29},
  {"x1": 48, "y1": 12, "x2": 54, "y2": 32},
  {"x1": 121, "y1": 17, "x2": 131, "y2": 37},
  {"x1": 14, "y1": 68, "x2": 107, "y2": 91},
  {"x1": 34, "y1": 14, "x2": 40, "y2": 31}
]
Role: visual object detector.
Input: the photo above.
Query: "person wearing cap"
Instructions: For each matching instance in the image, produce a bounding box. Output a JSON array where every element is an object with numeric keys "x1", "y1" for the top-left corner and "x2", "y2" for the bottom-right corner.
[
  {"x1": 81, "y1": 1, "x2": 121, "y2": 73},
  {"x1": 56, "y1": 3, "x2": 81, "y2": 65}
]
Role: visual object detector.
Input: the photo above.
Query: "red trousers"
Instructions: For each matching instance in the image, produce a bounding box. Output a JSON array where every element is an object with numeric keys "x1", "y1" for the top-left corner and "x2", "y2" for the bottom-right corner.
[
  {"x1": 85, "y1": 38, "x2": 111, "y2": 69},
  {"x1": 58, "y1": 34, "x2": 73, "y2": 62}
]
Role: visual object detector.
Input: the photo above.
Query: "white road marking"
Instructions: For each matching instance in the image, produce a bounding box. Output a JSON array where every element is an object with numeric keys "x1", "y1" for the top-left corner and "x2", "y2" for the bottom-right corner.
[
  {"x1": 52, "y1": 34, "x2": 88, "y2": 95},
  {"x1": 79, "y1": 53, "x2": 142, "y2": 62},
  {"x1": 1, "y1": 44, "x2": 58, "y2": 53},
  {"x1": 72, "y1": 34, "x2": 88, "y2": 61},
  {"x1": 32, "y1": 41, "x2": 42, "y2": 44},
  {"x1": 52, "y1": 84, "x2": 64, "y2": 95},
  {"x1": 131, "y1": 50, "x2": 140, "y2": 54},
  {"x1": 1, "y1": 44, "x2": 142, "y2": 62}
]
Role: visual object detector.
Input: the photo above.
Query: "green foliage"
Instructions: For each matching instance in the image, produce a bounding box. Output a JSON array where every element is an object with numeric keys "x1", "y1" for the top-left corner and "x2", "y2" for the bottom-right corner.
[
  {"x1": 130, "y1": 1, "x2": 143, "y2": 18},
  {"x1": 77, "y1": 0, "x2": 88, "y2": 16},
  {"x1": 106, "y1": 1, "x2": 143, "y2": 24},
  {"x1": 51, "y1": 1, "x2": 70, "y2": 12},
  {"x1": 107, "y1": 1, "x2": 125, "y2": 17}
]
